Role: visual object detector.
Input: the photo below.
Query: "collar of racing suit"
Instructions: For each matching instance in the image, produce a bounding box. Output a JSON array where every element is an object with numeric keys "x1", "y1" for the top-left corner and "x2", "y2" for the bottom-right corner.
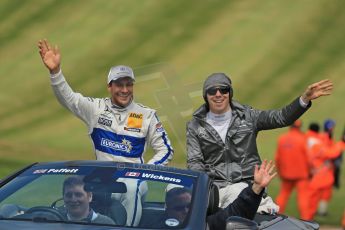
[{"x1": 110, "y1": 97, "x2": 134, "y2": 111}]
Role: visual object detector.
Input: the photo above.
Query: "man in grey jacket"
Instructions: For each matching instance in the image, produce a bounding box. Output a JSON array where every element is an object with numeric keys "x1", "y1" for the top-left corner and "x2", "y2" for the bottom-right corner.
[{"x1": 186, "y1": 73, "x2": 333, "y2": 212}]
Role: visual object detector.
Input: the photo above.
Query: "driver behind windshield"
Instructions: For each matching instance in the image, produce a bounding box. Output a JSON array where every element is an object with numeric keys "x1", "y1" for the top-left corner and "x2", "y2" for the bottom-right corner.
[
  {"x1": 142, "y1": 160, "x2": 276, "y2": 229},
  {"x1": 62, "y1": 176, "x2": 115, "y2": 225},
  {"x1": 165, "y1": 187, "x2": 191, "y2": 224}
]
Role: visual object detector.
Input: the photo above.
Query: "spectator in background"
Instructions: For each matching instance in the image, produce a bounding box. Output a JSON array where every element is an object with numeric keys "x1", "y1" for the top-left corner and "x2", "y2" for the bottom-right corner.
[
  {"x1": 306, "y1": 121, "x2": 344, "y2": 220},
  {"x1": 317, "y1": 119, "x2": 339, "y2": 216},
  {"x1": 341, "y1": 210, "x2": 345, "y2": 230},
  {"x1": 305, "y1": 122, "x2": 321, "y2": 151},
  {"x1": 275, "y1": 120, "x2": 310, "y2": 220}
]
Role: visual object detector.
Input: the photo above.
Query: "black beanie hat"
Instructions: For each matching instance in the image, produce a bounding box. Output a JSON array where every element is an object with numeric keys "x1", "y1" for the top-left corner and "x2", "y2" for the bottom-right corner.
[{"x1": 203, "y1": 73, "x2": 233, "y2": 101}]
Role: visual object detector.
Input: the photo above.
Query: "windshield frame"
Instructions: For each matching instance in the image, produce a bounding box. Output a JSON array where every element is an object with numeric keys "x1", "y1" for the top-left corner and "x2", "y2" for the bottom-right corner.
[{"x1": 0, "y1": 163, "x2": 198, "y2": 228}]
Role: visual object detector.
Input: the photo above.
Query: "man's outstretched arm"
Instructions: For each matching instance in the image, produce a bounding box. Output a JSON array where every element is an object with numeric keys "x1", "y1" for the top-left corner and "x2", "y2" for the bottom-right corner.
[{"x1": 37, "y1": 39, "x2": 95, "y2": 123}]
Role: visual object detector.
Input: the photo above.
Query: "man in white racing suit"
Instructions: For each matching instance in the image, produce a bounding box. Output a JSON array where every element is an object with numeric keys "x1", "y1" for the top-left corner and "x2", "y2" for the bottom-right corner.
[{"x1": 38, "y1": 39, "x2": 174, "y2": 226}]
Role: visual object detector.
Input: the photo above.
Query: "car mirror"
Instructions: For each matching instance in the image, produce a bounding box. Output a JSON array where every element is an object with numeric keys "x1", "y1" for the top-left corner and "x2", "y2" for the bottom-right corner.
[
  {"x1": 226, "y1": 216, "x2": 258, "y2": 230},
  {"x1": 84, "y1": 181, "x2": 127, "y2": 193}
]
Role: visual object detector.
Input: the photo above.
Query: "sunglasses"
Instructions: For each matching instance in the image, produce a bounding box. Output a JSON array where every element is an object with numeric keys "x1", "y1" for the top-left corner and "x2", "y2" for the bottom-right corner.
[
  {"x1": 206, "y1": 86, "x2": 230, "y2": 96},
  {"x1": 171, "y1": 203, "x2": 191, "y2": 211}
]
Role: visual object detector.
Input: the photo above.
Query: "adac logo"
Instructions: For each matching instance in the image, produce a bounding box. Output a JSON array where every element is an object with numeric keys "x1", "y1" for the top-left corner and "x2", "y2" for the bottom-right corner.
[
  {"x1": 127, "y1": 112, "x2": 143, "y2": 129},
  {"x1": 129, "y1": 112, "x2": 143, "y2": 119}
]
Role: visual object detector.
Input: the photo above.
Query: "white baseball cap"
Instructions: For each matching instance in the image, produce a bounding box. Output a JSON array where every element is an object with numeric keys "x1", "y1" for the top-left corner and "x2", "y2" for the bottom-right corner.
[{"x1": 107, "y1": 65, "x2": 135, "y2": 84}]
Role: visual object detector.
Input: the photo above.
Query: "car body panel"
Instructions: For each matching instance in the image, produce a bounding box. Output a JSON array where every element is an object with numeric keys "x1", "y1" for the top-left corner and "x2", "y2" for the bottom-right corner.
[{"x1": 0, "y1": 161, "x2": 319, "y2": 230}]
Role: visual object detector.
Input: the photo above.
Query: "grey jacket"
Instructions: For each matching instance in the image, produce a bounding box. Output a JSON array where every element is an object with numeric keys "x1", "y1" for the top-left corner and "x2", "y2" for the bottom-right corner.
[{"x1": 187, "y1": 97, "x2": 310, "y2": 188}]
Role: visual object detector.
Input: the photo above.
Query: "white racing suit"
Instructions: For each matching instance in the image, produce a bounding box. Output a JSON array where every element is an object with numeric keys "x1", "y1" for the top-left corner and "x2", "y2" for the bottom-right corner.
[{"x1": 50, "y1": 70, "x2": 174, "y2": 226}]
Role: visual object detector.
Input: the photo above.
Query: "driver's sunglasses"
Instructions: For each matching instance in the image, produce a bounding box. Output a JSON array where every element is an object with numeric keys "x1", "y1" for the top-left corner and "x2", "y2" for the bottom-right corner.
[
  {"x1": 207, "y1": 86, "x2": 230, "y2": 96},
  {"x1": 172, "y1": 203, "x2": 191, "y2": 211}
]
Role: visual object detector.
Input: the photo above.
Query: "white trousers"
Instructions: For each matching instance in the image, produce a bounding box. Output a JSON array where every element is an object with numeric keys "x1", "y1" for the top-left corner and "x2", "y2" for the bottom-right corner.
[
  {"x1": 218, "y1": 182, "x2": 279, "y2": 214},
  {"x1": 112, "y1": 179, "x2": 148, "y2": 226}
]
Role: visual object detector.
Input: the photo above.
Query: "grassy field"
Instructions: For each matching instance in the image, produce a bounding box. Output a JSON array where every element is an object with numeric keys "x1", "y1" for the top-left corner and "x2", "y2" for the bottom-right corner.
[{"x1": 0, "y1": 0, "x2": 345, "y2": 227}]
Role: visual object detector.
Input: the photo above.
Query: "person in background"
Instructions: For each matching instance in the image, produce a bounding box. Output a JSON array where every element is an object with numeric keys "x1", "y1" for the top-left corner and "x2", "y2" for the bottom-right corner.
[
  {"x1": 306, "y1": 121, "x2": 345, "y2": 220},
  {"x1": 38, "y1": 39, "x2": 174, "y2": 226},
  {"x1": 275, "y1": 120, "x2": 310, "y2": 220},
  {"x1": 341, "y1": 210, "x2": 345, "y2": 230},
  {"x1": 62, "y1": 176, "x2": 115, "y2": 225},
  {"x1": 305, "y1": 122, "x2": 321, "y2": 150},
  {"x1": 317, "y1": 119, "x2": 339, "y2": 216},
  {"x1": 187, "y1": 72, "x2": 333, "y2": 214}
]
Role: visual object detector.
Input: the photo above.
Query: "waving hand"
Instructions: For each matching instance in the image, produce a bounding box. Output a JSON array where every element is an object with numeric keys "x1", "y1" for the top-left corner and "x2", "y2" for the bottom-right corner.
[
  {"x1": 252, "y1": 160, "x2": 276, "y2": 194},
  {"x1": 38, "y1": 39, "x2": 61, "y2": 74},
  {"x1": 301, "y1": 79, "x2": 333, "y2": 103}
]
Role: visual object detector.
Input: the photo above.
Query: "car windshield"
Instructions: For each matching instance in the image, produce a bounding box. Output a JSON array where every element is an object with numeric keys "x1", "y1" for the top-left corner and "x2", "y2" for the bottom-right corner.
[{"x1": 0, "y1": 164, "x2": 195, "y2": 228}]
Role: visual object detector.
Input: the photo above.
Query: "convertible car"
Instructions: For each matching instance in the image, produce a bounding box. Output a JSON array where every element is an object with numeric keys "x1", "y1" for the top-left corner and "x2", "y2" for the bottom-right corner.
[{"x1": 0, "y1": 161, "x2": 319, "y2": 229}]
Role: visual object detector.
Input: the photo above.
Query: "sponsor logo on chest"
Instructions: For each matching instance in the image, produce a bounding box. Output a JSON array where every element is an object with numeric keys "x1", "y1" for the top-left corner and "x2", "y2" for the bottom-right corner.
[
  {"x1": 125, "y1": 112, "x2": 143, "y2": 132},
  {"x1": 98, "y1": 117, "x2": 113, "y2": 127},
  {"x1": 101, "y1": 138, "x2": 133, "y2": 153}
]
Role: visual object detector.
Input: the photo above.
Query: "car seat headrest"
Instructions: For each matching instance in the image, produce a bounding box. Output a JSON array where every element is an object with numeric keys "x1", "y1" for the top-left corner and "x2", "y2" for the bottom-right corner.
[{"x1": 207, "y1": 183, "x2": 219, "y2": 215}]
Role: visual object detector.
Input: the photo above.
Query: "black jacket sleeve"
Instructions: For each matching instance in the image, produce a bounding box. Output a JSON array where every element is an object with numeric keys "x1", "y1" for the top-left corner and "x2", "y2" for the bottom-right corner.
[
  {"x1": 206, "y1": 186, "x2": 262, "y2": 230},
  {"x1": 256, "y1": 97, "x2": 311, "y2": 131}
]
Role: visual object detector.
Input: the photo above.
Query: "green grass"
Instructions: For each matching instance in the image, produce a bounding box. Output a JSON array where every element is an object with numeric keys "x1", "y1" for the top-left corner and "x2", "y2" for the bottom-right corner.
[
  {"x1": 0, "y1": 0, "x2": 345, "y2": 227},
  {"x1": 2, "y1": 175, "x2": 63, "y2": 207}
]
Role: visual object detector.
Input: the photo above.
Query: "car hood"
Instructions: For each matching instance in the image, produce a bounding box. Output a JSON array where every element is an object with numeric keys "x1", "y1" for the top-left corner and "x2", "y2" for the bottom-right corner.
[
  {"x1": 0, "y1": 219, "x2": 134, "y2": 230},
  {"x1": 258, "y1": 215, "x2": 319, "y2": 230}
]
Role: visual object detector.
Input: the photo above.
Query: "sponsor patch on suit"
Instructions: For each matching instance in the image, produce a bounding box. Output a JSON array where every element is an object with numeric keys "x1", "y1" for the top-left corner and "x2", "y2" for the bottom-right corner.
[
  {"x1": 127, "y1": 112, "x2": 143, "y2": 129},
  {"x1": 155, "y1": 122, "x2": 164, "y2": 132},
  {"x1": 98, "y1": 117, "x2": 112, "y2": 127},
  {"x1": 124, "y1": 127, "x2": 141, "y2": 133}
]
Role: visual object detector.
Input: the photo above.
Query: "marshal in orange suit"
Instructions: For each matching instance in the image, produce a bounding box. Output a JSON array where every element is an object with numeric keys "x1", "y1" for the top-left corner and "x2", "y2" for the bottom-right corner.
[{"x1": 275, "y1": 120, "x2": 310, "y2": 220}]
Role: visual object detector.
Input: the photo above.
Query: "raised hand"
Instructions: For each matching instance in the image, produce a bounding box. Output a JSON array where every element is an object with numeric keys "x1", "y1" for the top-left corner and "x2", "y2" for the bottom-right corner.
[
  {"x1": 301, "y1": 79, "x2": 333, "y2": 103},
  {"x1": 38, "y1": 39, "x2": 61, "y2": 74},
  {"x1": 252, "y1": 160, "x2": 276, "y2": 194}
]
